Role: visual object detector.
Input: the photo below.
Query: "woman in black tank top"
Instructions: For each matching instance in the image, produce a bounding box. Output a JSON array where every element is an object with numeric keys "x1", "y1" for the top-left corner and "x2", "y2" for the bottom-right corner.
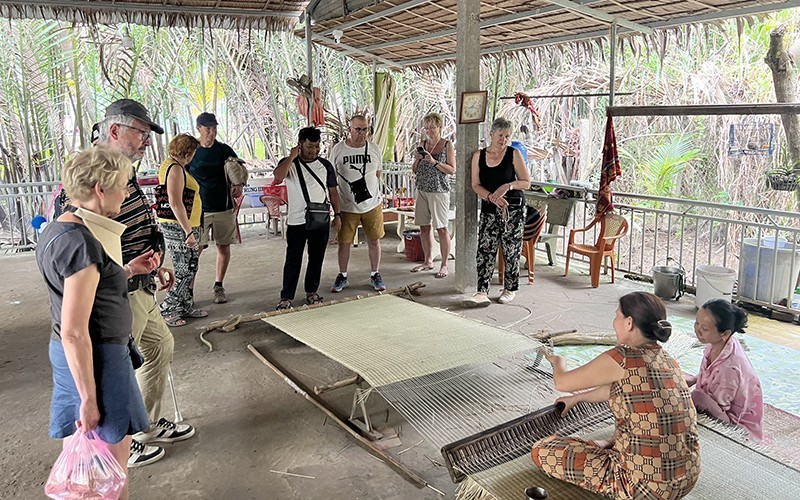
[{"x1": 465, "y1": 117, "x2": 531, "y2": 307}]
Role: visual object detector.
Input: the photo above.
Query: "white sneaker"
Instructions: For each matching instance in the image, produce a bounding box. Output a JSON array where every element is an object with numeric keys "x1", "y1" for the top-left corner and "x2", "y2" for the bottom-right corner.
[
  {"x1": 463, "y1": 292, "x2": 491, "y2": 308},
  {"x1": 128, "y1": 439, "x2": 165, "y2": 468},
  {"x1": 498, "y1": 290, "x2": 516, "y2": 304},
  {"x1": 134, "y1": 417, "x2": 196, "y2": 444}
]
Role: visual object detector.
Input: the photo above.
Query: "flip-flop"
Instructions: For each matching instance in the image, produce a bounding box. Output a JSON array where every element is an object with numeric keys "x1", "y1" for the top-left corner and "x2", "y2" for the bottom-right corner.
[
  {"x1": 163, "y1": 316, "x2": 187, "y2": 327},
  {"x1": 411, "y1": 264, "x2": 434, "y2": 273},
  {"x1": 435, "y1": 268, "x2": 449, "y2": 279},
  {"x1": 181, "y1": 308, "x2": 208, "y2": 319}
]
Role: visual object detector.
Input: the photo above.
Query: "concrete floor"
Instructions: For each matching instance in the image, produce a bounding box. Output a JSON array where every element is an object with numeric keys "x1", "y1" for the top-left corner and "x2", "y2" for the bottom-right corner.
[{"x1": 2, "y1": 224, "x2": 797, "y2": 499}]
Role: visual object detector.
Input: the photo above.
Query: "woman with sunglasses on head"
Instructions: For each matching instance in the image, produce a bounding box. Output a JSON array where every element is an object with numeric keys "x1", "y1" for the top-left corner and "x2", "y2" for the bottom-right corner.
[
  {"x1": 685, "y1": 299, "x2": 763, "y2": 441},
  {"x1": 463, "y1": 117, "x2": 530, "y2": 307},
  {"x1": 532, "y1": 292, "x2": 700, "y2": 499}
]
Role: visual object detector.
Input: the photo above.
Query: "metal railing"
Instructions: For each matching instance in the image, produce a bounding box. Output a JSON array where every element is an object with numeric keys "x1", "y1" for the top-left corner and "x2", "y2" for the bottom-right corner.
[{"x1": 531, "y1": 181, "x2": 800, "y2": 314}]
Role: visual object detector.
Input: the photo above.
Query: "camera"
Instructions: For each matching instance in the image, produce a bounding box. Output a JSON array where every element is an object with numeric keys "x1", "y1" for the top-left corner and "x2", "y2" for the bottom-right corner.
[{"x1": 416, "y1": 146, "x2": 426, "y2": 156}]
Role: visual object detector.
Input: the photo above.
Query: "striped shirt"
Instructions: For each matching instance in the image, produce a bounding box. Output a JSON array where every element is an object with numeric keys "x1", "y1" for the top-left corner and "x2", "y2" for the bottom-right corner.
[{"x1": 116, "y1": 173, "x2": 159, "y2": 265}]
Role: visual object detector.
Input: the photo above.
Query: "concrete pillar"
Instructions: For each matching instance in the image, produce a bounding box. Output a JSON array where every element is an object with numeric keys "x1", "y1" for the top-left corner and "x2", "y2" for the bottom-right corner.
[{"x1": 454, "y1": 0, "x2": 481, "y2": 293}]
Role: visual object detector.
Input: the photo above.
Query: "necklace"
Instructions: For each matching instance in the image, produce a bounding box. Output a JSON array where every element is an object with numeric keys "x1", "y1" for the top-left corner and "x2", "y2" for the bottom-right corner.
[
  {"x1": 426, "y1": 137, "x2": 443, "y2": 153},
  {"x1": 486, "y1": 145, "x2": 505, "y2": 156}
]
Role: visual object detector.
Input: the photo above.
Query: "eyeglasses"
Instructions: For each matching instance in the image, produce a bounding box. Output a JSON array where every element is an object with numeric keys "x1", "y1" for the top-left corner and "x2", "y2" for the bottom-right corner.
[
  {"x1": 351, "y1": 127, "x2": 369, "y2": 133},
  {"x1": 119, "y1": 123, "x2": 151, "y2": 141}
]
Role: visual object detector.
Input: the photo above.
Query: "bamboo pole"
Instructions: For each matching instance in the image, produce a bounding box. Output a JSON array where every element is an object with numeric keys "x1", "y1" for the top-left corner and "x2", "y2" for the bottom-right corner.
[
  {"x1": 247, "y1": 344, "x2": 437, "y2": 492},
  {"x1": 199, "y1": 282, "x2": 426, "y2": 351}
]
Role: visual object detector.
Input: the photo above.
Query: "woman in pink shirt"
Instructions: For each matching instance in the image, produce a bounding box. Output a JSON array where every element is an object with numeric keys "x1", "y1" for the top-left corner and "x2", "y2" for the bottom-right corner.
[{"x1": 686, "y1": 299, "x2": 763, "y2": 441}]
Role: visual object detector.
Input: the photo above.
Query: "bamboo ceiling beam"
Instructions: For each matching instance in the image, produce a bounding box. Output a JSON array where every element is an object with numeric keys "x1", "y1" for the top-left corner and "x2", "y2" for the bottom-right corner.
[
  {"x1": 362, "y1": 2, "x2": 593, "y2": 52},
  {"x1": 312, "y1": 34, "x2": 403, "y2": 69},
  {"x1": 397, "y1": 0, "x2": 800, "y2": 68},
  {"x1": 542, "y1": 0, "x2": 653, "y2": 35},
  {"x1": 608, "y1": 104, "x2": 800, "y2": 117},
  {"x1": 317, "y1": 0, "x2": 432, "y2": 36}
]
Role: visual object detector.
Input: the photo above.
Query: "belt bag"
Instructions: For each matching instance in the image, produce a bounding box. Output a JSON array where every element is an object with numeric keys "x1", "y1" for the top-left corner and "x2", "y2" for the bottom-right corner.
[
  {"x1": 348, "y1": 175, "x2": 373, "y2": 204},
  {"x1": 305, "y1": 201, "x2": 331, "y2": 231}
]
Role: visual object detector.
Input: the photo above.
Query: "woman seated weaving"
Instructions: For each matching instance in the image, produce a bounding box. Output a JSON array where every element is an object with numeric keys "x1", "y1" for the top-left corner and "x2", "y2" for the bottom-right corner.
[
  {"x1": 685, "y1": 299, "x2": 763, "y2": 441},
  {"x1": 532, "y1": 292, "x2": 700, "y2": 500}
]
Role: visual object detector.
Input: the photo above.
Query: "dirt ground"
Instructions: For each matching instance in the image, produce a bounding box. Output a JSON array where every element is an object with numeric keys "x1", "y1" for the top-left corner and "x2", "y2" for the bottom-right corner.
[{"x1": 0, "y1": 223, "x2": 706, "y2": 500}]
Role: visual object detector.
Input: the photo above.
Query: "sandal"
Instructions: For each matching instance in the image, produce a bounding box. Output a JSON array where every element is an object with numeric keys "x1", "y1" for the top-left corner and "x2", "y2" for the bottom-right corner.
[
  {"x1": 276, "y1": 300, "x2": 292, "y2": 311},
  {"x1": 163, "y1": 316, "x2": 187, "y2": 327},
  {"x1": 411, "y1": 264, "x2": 434, "y2": 273},
  {"x1": 181, "y1": 308, "x2": 208, "y2": 319},
  {"x1": 306, "y1": 293, "x2": 323, "y2": 305},
  {"x1": 435, "y1": 267, "x2": 449, "y2": 279}
]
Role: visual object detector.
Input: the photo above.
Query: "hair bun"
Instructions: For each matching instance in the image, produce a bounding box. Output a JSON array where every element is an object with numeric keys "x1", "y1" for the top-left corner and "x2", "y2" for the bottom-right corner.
[{"x1": 654, "y1": 319, "x2": 673, "y2": 342}]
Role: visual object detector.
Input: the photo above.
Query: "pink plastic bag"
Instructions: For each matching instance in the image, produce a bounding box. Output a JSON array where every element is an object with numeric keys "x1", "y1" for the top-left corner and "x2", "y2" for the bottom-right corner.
[{"x1": 45, "y1": 430, "x2": 126, "y2": 500}]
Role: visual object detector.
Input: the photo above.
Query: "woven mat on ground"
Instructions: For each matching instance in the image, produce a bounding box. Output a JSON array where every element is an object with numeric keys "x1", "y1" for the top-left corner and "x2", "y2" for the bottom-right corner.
[
  {"x1": 694, "y1": 403, "x2": 800, "y2": 470},
  {"x1": 457, "y1": 422, "x2": 800, "y2": 500},
  {"x1": 263, "y1": 295, "x2": 540, "y2": 387}
]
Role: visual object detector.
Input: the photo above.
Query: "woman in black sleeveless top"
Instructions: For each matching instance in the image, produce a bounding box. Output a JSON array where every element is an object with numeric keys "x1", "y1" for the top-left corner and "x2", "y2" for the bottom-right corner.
[{"x1": 465, "y1": 117, "x2": 531, "y2": 306}]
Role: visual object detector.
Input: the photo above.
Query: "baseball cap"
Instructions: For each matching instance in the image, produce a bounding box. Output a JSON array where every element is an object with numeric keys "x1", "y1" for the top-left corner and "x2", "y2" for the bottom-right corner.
[
  {"x1": 196, "y1": 112, "x2": 219, "y2": 127},
  {"x1": 105, "y1": 99, "x2": 164, "y2": 134}
]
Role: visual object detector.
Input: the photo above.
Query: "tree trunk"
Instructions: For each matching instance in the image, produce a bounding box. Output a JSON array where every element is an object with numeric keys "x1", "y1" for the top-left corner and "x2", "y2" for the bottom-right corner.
[{"x1": 765, "y1": 25, "x2": 800, "y2": 165}]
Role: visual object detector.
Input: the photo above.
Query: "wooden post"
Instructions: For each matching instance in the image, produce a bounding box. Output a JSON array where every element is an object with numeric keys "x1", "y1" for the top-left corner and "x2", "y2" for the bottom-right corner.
[
  {"x1": 455, "y1": 0, "x2": 481, "y2": 293},
  {"x1": 305, "y1": 10, "x2": 314, "y2": 126},
  {"x1": 609, "y1": 21, "x2": 617, "y2": 107}
]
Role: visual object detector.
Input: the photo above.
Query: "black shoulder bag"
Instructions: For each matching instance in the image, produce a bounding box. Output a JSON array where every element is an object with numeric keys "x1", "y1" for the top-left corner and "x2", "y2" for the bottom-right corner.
[
  {"x1": 295, "y1": 158, "x2": 331, "y2": 231},
  {"x1": 339, "y1": 142, "x2": 373, "y2": 204},
  {"x1": 153, "y1": 162, "x2": 195, "y2": 220}
]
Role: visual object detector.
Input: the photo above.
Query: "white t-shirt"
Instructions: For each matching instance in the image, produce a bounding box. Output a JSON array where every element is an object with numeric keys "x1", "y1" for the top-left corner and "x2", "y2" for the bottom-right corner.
[
  {"x1": 329, "y1": 140, "x2": 383, "y2": 214},
  {"x1": 282, "y1": 157, "x2": 337, "y2": 226}
]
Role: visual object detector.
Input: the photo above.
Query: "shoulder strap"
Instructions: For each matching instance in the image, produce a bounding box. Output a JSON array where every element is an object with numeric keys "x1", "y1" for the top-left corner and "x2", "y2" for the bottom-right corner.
[
  {"x1": 294, "y1": 158, "x2": 329, "y2": 204},
  {"x1": 164, "y1": 162, "x2": 187, "y2": 188}
]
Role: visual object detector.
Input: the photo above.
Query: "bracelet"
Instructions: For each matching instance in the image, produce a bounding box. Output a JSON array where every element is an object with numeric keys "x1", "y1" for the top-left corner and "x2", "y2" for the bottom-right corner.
[{"x1": 124, "y1": 264, "x2": 132, "y2": 278}]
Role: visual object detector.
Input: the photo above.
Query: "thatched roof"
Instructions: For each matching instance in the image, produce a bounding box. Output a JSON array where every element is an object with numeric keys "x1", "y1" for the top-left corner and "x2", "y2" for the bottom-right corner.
[
  {"x1": 308, "y1": 0, "x2": 798, "y2": 69},
  {"x1": 0, "y1": 0, "x2": 307, "y2": 30}
]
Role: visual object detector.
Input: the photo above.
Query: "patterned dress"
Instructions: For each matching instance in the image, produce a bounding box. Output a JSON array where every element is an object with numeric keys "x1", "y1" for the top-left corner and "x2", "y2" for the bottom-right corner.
[{"x1": 532, "y1": 344, "x2": 701, "y2": 499}]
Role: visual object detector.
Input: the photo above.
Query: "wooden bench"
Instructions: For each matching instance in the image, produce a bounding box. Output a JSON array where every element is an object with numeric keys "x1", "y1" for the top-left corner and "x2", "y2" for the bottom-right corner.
[{"x1": 523, "y1": 191, "x2": 577, "y2": 266}]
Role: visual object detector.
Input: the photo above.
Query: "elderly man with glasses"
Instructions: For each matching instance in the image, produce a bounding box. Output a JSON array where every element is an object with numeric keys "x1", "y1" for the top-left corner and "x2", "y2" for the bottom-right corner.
[
  {"x1": 329, "y1": 114, "x2": 386, "y2": 293},
  {"x1": 93, "y1": 100, "x2": 196, "y2": 467}
]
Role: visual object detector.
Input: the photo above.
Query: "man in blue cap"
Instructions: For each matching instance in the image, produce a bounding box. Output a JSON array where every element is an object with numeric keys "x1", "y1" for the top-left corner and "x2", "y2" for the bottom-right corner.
[{"x1": 188, "y1": 112, "x2": 241, "y2": 304}]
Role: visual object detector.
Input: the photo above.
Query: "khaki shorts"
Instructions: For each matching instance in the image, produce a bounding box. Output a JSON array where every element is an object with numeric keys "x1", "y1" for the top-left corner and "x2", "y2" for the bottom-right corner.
[
  {"x1": 200, "y1": 209, "x2": 239, "y2": 246},
  {"x1": 338, "y1": 204, "x2": 385, "y2": 243},
  {"x1": 415, "y1": 191, "x2": 450, "y2": 229}
]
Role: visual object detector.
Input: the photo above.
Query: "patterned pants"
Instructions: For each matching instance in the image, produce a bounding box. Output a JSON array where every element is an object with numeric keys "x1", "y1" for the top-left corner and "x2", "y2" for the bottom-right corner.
[
  {"x1": 159, "y1": 222, "x2": 201, "y2": 317},
  {"x1": 476, "y1": 206, "x2": 524, "y2": 292},
  {"x1": 531, "y1": 436, "x2": 698, "y2": 500}
]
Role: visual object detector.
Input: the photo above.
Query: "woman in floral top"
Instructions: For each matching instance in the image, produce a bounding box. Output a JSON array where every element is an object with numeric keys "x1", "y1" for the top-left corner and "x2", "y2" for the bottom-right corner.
[
  {"x1": 533, "y1": 291, "x2": 701, "y2": 499},
  {"x1": 411, "y1": 112, "x2": 455, "y2": 278}
]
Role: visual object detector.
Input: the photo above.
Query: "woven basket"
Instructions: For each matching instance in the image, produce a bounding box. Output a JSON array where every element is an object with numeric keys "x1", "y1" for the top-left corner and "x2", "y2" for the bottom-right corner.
[{"x1": 767, "y1": 172, "x2": 799, "y2": 191}]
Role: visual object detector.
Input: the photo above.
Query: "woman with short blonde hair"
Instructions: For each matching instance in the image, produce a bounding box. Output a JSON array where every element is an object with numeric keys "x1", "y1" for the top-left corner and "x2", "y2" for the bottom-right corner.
[
  {"x1": 411, "y1": 112, "x2": 456, "y2": 278},
  {"x1": 37, "y1": 147, "x2": 159, "y2": 500}
]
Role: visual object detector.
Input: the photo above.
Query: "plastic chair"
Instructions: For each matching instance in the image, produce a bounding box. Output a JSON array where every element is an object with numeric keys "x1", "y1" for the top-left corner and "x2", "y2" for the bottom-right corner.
[
  {"x1": 498, "y1": 204, "x2": 548, "y2": 285},
  {"x1": 260, "y1": 182, "x2": 289, "y2": 238},
  {"x1": 564, "y1": 212, "x2": 628, "y2": 288}
]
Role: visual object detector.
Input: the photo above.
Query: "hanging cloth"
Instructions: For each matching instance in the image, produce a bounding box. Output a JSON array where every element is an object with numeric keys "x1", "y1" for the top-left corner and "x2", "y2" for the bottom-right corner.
[
  {"x1": 311, "y1": 87, "x2": 325, "y2": 126},
  {"x1": 596, "y1": 113, "x2": 622, "y2": 217}
]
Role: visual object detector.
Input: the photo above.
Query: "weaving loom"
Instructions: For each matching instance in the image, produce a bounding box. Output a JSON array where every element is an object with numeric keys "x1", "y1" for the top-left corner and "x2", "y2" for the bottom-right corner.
[{"x1": 254, "y1": 294, "x2": 800, "y2": 499}]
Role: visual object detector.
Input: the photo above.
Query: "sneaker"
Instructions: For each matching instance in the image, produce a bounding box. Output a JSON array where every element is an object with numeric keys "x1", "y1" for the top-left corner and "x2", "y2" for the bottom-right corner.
[
  {"x1": 213, "y1": 285, "x2": 228, "y2": 304},
  {"x1": 331, "y1": 273, "x2": 349, "y2": 292},
  {"x1": 498, "y1": 290, "x2": 516, "y2": 304},
  {"x1": 135, "y1": 417, "x2": 196, "y2": 444},
  {"x1": 370, "y1": 272, "x2": 386, "y2": 292},
  {"x1": 128, "y1": 439, "x2": 165, "y2": 468},
  {"x1": 463, "y1": 292, "x2": 491, "y2": 308}
]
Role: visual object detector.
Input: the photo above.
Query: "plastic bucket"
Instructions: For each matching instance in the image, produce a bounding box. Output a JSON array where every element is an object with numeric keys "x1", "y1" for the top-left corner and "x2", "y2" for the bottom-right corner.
[
  {"x1": 695, "y1": 265, "x2": 736, "y2": 308},
  {"x1": 652, "y1": 266, "x2": 684, "y2": 300}
]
